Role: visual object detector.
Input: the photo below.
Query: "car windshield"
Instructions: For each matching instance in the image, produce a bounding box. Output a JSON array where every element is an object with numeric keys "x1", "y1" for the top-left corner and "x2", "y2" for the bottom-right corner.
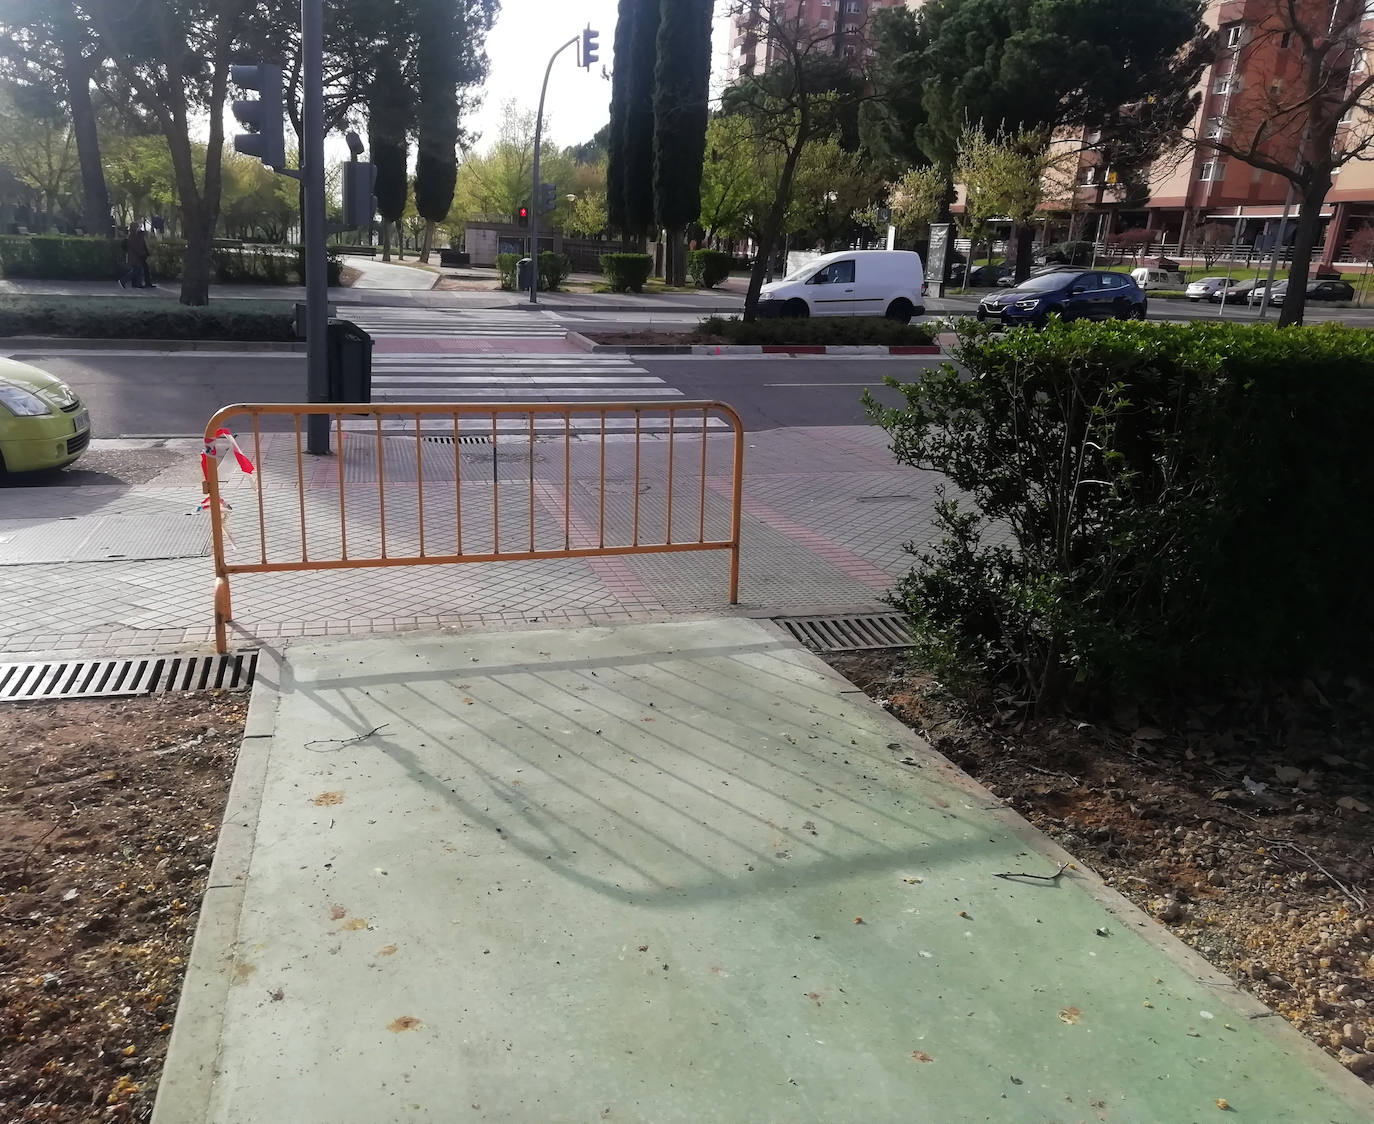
[
  {"x1": 1017, "y1": 272, "x2": 1081, "y2": 292},
  {"x1": 783, "y1": 261, "x2": 821, "y2": 281},
  {"x1": 1194, "y1": 277, "x2": 1227, "y2": 286}
]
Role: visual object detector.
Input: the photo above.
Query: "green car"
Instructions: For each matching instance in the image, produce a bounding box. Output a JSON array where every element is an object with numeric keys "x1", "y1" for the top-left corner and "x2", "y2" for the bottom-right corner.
[{"x1": 0, "y1": 358, "x2": 91, "y2": 475}]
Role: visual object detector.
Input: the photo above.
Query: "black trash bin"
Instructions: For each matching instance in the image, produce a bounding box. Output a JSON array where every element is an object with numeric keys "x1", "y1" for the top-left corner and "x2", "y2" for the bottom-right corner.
[
  {"x1": 327, "y1": 319, "x2": 373, "y2": 402},
  {"x1": 516, "y1": 256, "x2": 534, "y2": 292}
]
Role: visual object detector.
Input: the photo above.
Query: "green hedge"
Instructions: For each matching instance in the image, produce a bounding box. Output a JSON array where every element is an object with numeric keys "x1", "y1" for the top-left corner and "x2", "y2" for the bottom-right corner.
[
  {"x1": 0, "y1": 235, "x2": 342, "y2": 286},
  {"x1": 687, "y1": 249, "x2": 731, "y2": 289},
  {"x1": 866, "y1": 319, "x2": 1374, "y2": 706},
  {"x1": 697, "y1": 315, "x2": 937, "y2": 346},
  {"x1": 496, "y1": 252, "x2": 521, "y2": 290},
  {"x1": 600, "y1": 252, "x2": 653, "y2": 293},
  {"x1": 538, "y1": 251, "x2": 571, "y2": 291},
  {"x1": 0, "y1": 297, "x2": 295, "y2": 340},
  {"x1": 1043, "y1": 240, "x2": 1094, "y2": 265}
]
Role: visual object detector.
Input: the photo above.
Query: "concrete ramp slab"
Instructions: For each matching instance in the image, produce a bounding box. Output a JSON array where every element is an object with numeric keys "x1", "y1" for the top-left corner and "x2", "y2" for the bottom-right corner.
[{"x1": 161, "y1": 619, "x2": 1373, "y2": 1123}]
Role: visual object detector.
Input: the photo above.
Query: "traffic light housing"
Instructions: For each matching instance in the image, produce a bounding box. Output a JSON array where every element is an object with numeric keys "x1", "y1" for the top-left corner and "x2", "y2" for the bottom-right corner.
[
  {"x1": 231, "y1": 64, "x2": 286, "y2": 171},
  {"x1": 342, "y1": 161, "x2": 376, "y2": 229},
  {"x1": 517, "y1": 204, "x2": 529, "y2": 228},
  {"x1": 540, "y1": 182, "x2": 557, "y2": 214},
  {"x1": 581, "y1": 27, "x2": 600, "y2": 69}
]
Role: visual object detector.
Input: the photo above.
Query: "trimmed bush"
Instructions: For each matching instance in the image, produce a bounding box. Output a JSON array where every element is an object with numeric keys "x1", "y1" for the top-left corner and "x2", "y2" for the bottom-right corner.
[
  {"x1": 0, "y1": 235, "x2": 122, "y2": 279},
  {"x1": 0, "y1": 297, "x2": 295, "y2": 340},
  {"x1": 687, "y1": 249, "x2": 731, "y2": 289},
  {"x1": 496, "y1": 252, "x2": 521, "y2": 290},
  {"x1": 696, "y1": 315, "x2": 937, "y2": 346},
  {"x1": 865, "y1": 319, "x2": 1374, "y2": 706},
  {"x1": 600, "y1": 252, "x2": 653, "y2": 293},
  {"x1": 538, "y1": 251, "x2": 571, "y2": 292}
]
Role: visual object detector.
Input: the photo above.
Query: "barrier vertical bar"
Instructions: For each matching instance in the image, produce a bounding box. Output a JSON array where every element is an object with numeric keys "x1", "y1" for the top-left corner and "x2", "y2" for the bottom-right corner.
[
  {"x1": 599, "y1": 410, "x2": 607, "y2": 549},
  {"x1": 415, "y1": 413, "x2": 426, "y2": 558},
  {"x1": 375, "y1": 415, "x2": 387, "y2": 559},
  {"x1": 491, "y1": 412, "x2": 499, "y2": 552},
  {"x1": 698, "y1": 407, "x2": 708, "y2": 544},
  {"x1": 528, "y1": 411, "x2": 535, "y2": 552},
  {"x1": 729, "y1": 413, "x2": 744, "y2": 604},
  {"x1": 452, "y1": 411, "x2": 463, "y2": 556},
  {"x1": 563, "y1": 410, "x2": 571, "y2": 551},
  {"x1": 632, "y1": 410, "x2": 641, "y2": 547},
  {"x1": 294, "y1": 414, "x2": 308, "y2": 562},
  {"x1": 665, "y1": 409, "x2": 675, "y2": 545},
  {"x1": 206, "y1": 430, "x2": 231, "y2": 654},
  {"x1": 252, "y1": 414, "x2": 266, "y2": 565},
  {"x1": 336, "y1": 414, "x2": 348, "y2": 560}
]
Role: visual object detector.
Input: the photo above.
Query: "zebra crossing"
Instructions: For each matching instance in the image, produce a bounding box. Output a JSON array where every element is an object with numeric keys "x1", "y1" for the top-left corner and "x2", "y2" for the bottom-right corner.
[
  {"x1": 344, "y1": 306, "x2": 566, "y2": 338},
  {"x1": 360, "y1": 353, "x2": 727, "y2": 434}
]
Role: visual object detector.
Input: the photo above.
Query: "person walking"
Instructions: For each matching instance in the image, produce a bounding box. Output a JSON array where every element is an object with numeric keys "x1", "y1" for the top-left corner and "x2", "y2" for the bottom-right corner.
[{"x1": 119, "y1": 226, "x2": 151, "y2": 289}]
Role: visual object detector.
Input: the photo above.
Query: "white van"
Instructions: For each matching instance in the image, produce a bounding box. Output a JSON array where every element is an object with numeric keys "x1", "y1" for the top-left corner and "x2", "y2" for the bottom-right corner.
[
  {"x1": 1130, "y1": 267, "x2": 1187, "y2": 290},
  {"x1": 758, "y1": 250, "x2": 925, "y2": 322}
]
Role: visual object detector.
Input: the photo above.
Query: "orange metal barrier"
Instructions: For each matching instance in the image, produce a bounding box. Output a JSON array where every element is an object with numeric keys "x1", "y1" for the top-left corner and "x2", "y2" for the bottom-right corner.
[{"x1": 202, "y1": 401, "x2": 745, "y2": 652}]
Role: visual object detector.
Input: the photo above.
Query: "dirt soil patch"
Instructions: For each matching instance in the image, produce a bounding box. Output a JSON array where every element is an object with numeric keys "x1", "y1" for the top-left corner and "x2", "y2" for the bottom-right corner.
[
  {"x1": 825, "y1": 651, "x2": 1374, "y2": 1084},
  {"x1": 0, "y1": 694, "x2": 246, "y2": 1121},
  {"x1": 434, "y1": 277, "x2": 501, "y2": 292}
]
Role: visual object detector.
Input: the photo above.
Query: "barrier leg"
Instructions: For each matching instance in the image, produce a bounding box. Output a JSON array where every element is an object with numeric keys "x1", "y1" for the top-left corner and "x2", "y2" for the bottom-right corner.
[{"x1": 214, "y1": 576, "x2": 232, "y2": 653}]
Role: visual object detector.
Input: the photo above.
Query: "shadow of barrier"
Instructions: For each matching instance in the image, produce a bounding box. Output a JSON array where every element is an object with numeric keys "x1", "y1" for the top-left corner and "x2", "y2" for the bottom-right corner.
[{"x1": 201, "y1": 401, "x2": 746, "y2": 652}]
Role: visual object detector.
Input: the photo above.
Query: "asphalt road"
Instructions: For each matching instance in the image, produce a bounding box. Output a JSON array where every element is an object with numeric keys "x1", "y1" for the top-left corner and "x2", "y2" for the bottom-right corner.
[{"x1": 8, "y1": 349, "x2": 931, "y2": 440}]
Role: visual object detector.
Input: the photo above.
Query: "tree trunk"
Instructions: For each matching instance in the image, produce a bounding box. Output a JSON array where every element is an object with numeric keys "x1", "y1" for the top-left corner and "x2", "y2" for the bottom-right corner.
[
  {"x1": 1015, "y1": 224, "x2": 1034, "y2": 282},
  {"x1": 63, "y1": 62, "x2": 111, "y2": 236},
  {"x1": 745, "y1": 141, "x2": 807, "y2": 321},
  {"x1": 180, "y1": 204, "x2": 214, "y2": 306},
  {"x1": 421, "y1": 219, "x2": 435, "y2": 263},
  {"x1": 396, "y1": 222, "x2": 406, "y2": 260},
  {"x1": 1278, "y1": 174, "x2": 1333, "y2": 328},
  {"x1": 381, "y1": 220, "x2": 392, "y2": 262}
]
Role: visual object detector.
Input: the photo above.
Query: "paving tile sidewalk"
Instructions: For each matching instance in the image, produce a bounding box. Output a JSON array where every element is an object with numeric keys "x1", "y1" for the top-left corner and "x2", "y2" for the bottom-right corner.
[{"x1": 0, "y1": 426, "x2": 944, "y2": 659}]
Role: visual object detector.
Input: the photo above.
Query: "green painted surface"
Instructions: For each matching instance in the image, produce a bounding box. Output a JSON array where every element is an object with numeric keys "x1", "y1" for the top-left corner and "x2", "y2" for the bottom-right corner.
[{"x1": 203, "y1": 619, "x2": 1371, "y2": 1123}]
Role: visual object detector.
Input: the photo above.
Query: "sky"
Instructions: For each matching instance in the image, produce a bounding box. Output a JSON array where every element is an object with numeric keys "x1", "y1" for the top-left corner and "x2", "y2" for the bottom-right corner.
[{"x1": 463, "y1": 0, "x2": 735, "y2": 152}]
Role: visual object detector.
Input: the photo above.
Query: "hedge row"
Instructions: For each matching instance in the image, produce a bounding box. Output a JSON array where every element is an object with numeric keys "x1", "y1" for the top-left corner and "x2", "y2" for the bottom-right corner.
[
  {"x1": 0, "y1": 298, "x2": 296, "y2": 341},
  {"x1": 867, "y1": 319, "x2": 1374, "y2": 706},
  {"x1": 495, "y1": 251, "x2": 572, "y2": 291},
  {"x1": 687, "y1": 249, "x2": 731, "y2": 289},
  {"x1": 600, "y1": 253, "x2": 653, "y2": 293},
  {"x1": 0, "y1": 235, "x2": 342, "y2": 285},
  {"x1": 697, "y1": 315, "x2": 937, "y2": 346}
]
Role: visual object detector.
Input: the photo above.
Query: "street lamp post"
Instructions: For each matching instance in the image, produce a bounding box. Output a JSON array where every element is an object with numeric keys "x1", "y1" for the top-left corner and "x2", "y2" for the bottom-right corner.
[{"x1": 530, "y1": 27, "x2": 599, "y2": 305}]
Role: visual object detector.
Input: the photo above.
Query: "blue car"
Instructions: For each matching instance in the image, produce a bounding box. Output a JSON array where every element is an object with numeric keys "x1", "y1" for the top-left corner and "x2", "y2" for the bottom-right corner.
[{"x1": 976, "y1": 269, "x2": 1148, "y2": 328}]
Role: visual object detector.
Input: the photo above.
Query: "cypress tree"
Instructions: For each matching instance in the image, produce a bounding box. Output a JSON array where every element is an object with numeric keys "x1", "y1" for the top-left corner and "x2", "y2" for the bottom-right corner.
[
  {"x1": 653, "y1": 0, "x2": 713, "y2": 285},
  {"x1": 607, "y1": 0, "x2": 637, "y2": 236},
  {"x1": 368, "y1": 51, "x2": 410, "y2": 263},
  {"x1": 621, "y1": 0, "x2": 659, "y2": 239},
  {"x1": 413, "y1": 0, "x2": 458, "y2": 263}
]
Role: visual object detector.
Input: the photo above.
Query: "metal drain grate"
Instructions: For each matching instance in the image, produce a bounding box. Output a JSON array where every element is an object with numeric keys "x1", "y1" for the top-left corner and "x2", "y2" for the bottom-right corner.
[
  {"x1": 776, "y1": 612, "x2": 914, "y2": 653},
  {"x1": 0, "y1": 652, "x2": 258, "y2": 703},
  {"x1": 421, "y1": 434, "x2": 492, "y2": 446}
]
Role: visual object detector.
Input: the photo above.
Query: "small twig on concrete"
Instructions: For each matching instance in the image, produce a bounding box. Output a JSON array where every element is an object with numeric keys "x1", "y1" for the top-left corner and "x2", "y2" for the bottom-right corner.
[
  {"x1": 1263, "y1": 838, "x2": 1367, "y2": 910},
  {"x1": 19, "y1": 824, "x2": 58, "y2": 884},
  {"x1": 304, "y1": 724, "x2": 390, "y2": 752},
  {"x1": 994, "y1": 861, "x2": 1071, "y2": 883},
  {"x1": 1247, "y1": 1011, "x2": 1278, "y2": 1020}
]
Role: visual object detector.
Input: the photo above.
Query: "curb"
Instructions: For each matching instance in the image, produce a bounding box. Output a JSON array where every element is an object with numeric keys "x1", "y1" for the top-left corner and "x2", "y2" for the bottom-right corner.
[
  {"x1": 0, "y1": 337, "x2": 306, "y2": 353},
  {"x1": 568, "y1": 331, "x2": 941, "y2": 357},
  {"x1": 150, "y1": 644, "x2": 283, "y2": 1124}
]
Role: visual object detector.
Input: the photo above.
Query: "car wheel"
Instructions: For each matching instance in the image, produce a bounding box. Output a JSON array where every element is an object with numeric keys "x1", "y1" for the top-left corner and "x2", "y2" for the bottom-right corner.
[
  {"x1": 784, "y1": 298, "x2": 809, "y2": 319},
  {"x1": 976, "y1": 308, "x2": 987, "y2": 322},
  {"x1": 885, "y1": 298, "x2": 914, "y2": 324},
  {"x1": 1130, "y1": 304, "x2": 1146, "y2": 320}
]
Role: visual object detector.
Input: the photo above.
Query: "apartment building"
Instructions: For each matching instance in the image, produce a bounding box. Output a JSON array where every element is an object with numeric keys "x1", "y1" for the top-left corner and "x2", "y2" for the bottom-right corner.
[
  {"x1": 731, "y1": 0, "x2": 912, "y2": 78},
  {"x1": 1101, "y1": 0, "x2": 1374, "y2": 262}
]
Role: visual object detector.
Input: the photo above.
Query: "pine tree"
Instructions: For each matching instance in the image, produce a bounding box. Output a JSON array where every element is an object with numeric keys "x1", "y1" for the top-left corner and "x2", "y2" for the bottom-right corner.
[{"x1": 653, "y1": 0, "x2": 712, "y2": 285}]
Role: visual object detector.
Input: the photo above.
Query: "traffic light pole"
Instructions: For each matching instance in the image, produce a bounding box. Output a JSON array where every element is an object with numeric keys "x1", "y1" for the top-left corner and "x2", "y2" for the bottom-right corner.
[
  {"x1": 303, "y1": 0, "x2": 330, "y2": 453},
  {"x1": 529, "y1": 35, "x2": 581, "y2": 306}
]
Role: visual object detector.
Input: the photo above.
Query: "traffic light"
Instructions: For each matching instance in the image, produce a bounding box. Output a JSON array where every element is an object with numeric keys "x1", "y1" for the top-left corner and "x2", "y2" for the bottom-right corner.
[
  {"x1": 581, "y1": 27, "x2": 600, "y2": 69},
  {"x1": 518, "y1": 204, "x2": 529, "y2": 228},
  {"x1": 540, "y1": 182, "x2": 557, "y2": 214},
  {"x1": 342, "y1": 161, "x2": 376, "y2": 229},
  {"x1": 230, "y1": 64, "x2": 285, "y2": 171}
]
